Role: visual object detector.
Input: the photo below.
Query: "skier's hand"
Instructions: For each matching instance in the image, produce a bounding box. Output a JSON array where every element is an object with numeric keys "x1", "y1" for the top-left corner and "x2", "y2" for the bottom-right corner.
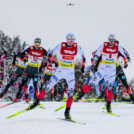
[
  {"x1": 124, "y1": 62, "x2": 128, "y2": 68},
  {"x1": 24, "y1": 57, "x2": 28, "y2": 63},
  {"x1": 127, "y1": 57, "x2": 131, "y2": 62},
  {"x1": 55, "y1": 62, "x2": 58, "y2": 67},
  {"x1": 92, "y1": 65, "x2": 97, "y2": 73}
]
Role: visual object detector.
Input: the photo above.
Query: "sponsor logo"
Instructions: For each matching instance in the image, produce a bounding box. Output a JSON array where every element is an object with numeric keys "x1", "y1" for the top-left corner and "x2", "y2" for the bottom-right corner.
[
  {"x1": 106, "y1": 58, "x2": 114, "y2": 61},
  {"x1": 31, "y1": 52, "x2": 41, "y2": 56},
  {"x1": 64, "y1": 50, "x2": 75, "y2": 54},
  {"x1": 106, "y1": 48, "x2": 116, "y2": 52},
  {"x1": 63, "y1": 60, "x2": 73, "y2": 63},
  {"x1": 97, "y1": 72, "x2": 102, "y2": 78},
  {"x1": 52, "y1": 75, "x2": 59, "y2": 82}
]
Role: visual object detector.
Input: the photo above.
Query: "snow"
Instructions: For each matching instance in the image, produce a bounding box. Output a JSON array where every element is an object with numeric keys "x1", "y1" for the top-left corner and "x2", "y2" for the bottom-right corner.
[{"x1": 0, "y1": 101, "x2": 134, "y2": 134}]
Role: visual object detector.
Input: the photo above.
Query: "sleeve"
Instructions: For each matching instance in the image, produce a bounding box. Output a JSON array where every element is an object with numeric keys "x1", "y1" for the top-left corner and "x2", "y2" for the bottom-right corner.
[
  {"x1": 95, "y1": 44, "x2": 104, "y2": 57},
  {"x1": 77, "y1": 45, "x2": 86, "y2": 68},
  {"x1": 48, "y1": 44, "x2": 61, "y2": 56},
  {"x1": 118, "y1": 45, "x2": 127, "y2": 58},
  {"x1": 18, "y1": 48, "x2": 30, "y2": 58},
  {"x1": 43, "y1": 48, "x2": 48, "y2": 56}
]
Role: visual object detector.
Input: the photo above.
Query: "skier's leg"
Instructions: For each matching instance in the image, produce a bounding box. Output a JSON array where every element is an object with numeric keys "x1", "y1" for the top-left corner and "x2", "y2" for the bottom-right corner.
[
  {"x1": 118, "y1": 69, "x2": 133, "y2": 101},
  {"x1": 105, "y1": 69, "x2": 115, "y2": 112},
  {"x1": 15, "y1": 67, "x2": 31, "y2": 100},
  {"x1": 113, "y1": 77, "x2": 118, "y2": 102},
  {"x1": 0, "y1": 67, "x2": 24, "y2": 98},
  {"x1": 27, "y1": 67, "x2": 63, "y2": 110},
  {"x1": 64, "y1": 71, "x2": 75, "y2": 119},
  {"x1": 74, "y1": 71, "x2": 104, "y2": 101}
]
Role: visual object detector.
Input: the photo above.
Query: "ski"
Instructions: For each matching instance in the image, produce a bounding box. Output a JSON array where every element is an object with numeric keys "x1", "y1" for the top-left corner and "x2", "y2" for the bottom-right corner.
[
  {"x1": 6, "y1": 104, "x2": 44, "y2": 119},
  {"x1": 57, "y1": 118, "x2": 86, "y2": 125},
  {"x1": 0, "y1": 101, "x2": 19, "y2": 109},
  {"x1": 102, "y1": 111, "x2": 120, "y2": 117},
  {"x1": 80, "y1": 98, "x2": 105, "y2": 102},
  {"x1": 55, "y1": 104, "x2": 66, "y2": 112}
]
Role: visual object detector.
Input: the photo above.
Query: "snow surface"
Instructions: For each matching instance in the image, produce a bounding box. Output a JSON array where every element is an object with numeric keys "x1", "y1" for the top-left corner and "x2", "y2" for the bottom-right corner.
[{"x1": 0, "y1": 101, "x2": 133, "y2": 134}]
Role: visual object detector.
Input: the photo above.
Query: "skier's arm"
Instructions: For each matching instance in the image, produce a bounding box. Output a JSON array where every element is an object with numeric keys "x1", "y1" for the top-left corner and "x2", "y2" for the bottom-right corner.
[
  {"x1": 118, "y1": 45, "x2": 127, "y2": 59},
  {"x1": 18, "y1": 48, "x2": 30, "y2": 58},
  {"x1": 47, "y1": 44, "x2": 61, "y2": 63},
  {"x1": 43, "y1": 48, "x2": 48, "y2": 56},
  {"x1": 48, "y1": 44, "x2": 61, "y2": 56},
  {"x1": 122, "y1": 47, "x2": 131, "y2": 62},
  {"x1": 77, "y1": 45, "x2": 86, "y2": 73},
  {"x1": 95, "y1": 44, "x2": 103, "y2": 57},
  {"x1": 91, "y1": 44, "x2": 103, "y2": 73}
]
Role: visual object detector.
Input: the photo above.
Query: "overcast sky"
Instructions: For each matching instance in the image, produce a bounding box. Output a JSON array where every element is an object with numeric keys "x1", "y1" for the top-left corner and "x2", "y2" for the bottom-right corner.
[{"x1": 0, "y1": 0, "x2": 134, "y2": 79}]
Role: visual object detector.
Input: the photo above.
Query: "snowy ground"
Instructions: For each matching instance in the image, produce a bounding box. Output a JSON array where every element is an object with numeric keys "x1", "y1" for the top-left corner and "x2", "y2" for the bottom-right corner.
[{"x1": 0, "y1": 101, "x2": 133, "y2": 134}]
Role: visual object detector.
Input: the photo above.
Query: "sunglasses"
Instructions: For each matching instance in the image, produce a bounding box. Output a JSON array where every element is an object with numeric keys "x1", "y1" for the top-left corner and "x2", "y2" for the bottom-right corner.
[
  {"x1": 35, "y1": 43, "x2": 40, "y2": 45},
  {"x1": 109, "y1": 39, "x2": 115, "y2": 42},
  {"x1": 67, "y1": 39, "x2": 75, "y2": 42}
]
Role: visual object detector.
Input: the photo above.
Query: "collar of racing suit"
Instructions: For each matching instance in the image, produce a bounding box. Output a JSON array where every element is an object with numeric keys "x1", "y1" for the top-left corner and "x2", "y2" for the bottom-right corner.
[
  {"x1": 66, "y1": 42, "x2": 73, "y2": 48},
  {"x1": 108, "y1": 42, "x2": 114, "y2": 47}
]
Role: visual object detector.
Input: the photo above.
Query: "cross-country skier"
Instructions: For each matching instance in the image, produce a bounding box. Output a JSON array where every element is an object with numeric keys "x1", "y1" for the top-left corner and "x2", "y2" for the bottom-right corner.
[
  {"x1": 0, "y1": 47, "x2": 8, "y2": 88},
  {"x1": 14, "y1": 38, "x2": 51, "y2": 101},
  {"x1": 0, "y1": 46, "x2": 29, "y2": 100},
  {"x1": 27, "y1": 33, "x2": 86, "y2": 119},
  {"x1": 74, "y1": 33, "x2": 132, "y2": 113}
]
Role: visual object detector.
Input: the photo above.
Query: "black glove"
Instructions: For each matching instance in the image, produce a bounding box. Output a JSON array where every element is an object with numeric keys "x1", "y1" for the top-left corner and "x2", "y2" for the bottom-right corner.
[
  {"x1": 81, "y1": 67, "x2": 85, "y2": 74},
  {"x1": 124, "y1": 62, "x2": 128, "y2": 68},
  {"x1": 127, "y1": 57, "x2": 131, "y2": 62},
  {"x1": 24, "y1": 57, "x2": 28, "y2": 63},
  {"x1": 92, "y1": 65, "x2": 97, "y2": 73},
  {"x1": 55, "y1": 62, "x2": 58, "y2": 67}
]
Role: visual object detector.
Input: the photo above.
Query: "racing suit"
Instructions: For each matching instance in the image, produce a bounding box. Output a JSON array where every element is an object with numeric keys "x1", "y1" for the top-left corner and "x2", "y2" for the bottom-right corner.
[{"x1": 38, "y1": 42, "x2": 86, "y2": 112}]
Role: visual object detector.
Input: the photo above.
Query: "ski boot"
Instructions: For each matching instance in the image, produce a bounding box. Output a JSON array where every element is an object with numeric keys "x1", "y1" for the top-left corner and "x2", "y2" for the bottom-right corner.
[
  {"x1": 106, "y1": 101, "x2": 112, "y2": 113},
  {"x1": 26, "y1": 99, "x2": 40, "y2": 110},
  {"x1": 73, "y1": 91, "x2": 85, "y2": 102},
  {"x1": 64, "y1": 107, "x2": 72, "y2": 120}
]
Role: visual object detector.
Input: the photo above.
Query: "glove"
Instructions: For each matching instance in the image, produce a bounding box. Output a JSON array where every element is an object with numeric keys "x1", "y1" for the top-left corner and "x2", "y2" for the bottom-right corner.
[
  {"x1": 55, "y1": 62, "x2": 58, "y2": 67},
  {"x1": 124, "y1": 62, "x2": 128, "y2": 68},
  {"x1": 81, "y1": 67, "x2": 85, "y2": 74},
  {"x1": 24, "y1": 57, "x2": 28, "y2": 63},
  {"x1": 92, "y1": 65, "x2": 97, "y2": 73},
  {"x1": 127, "y1": 57, "x2": 131, "y2": 62}
]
